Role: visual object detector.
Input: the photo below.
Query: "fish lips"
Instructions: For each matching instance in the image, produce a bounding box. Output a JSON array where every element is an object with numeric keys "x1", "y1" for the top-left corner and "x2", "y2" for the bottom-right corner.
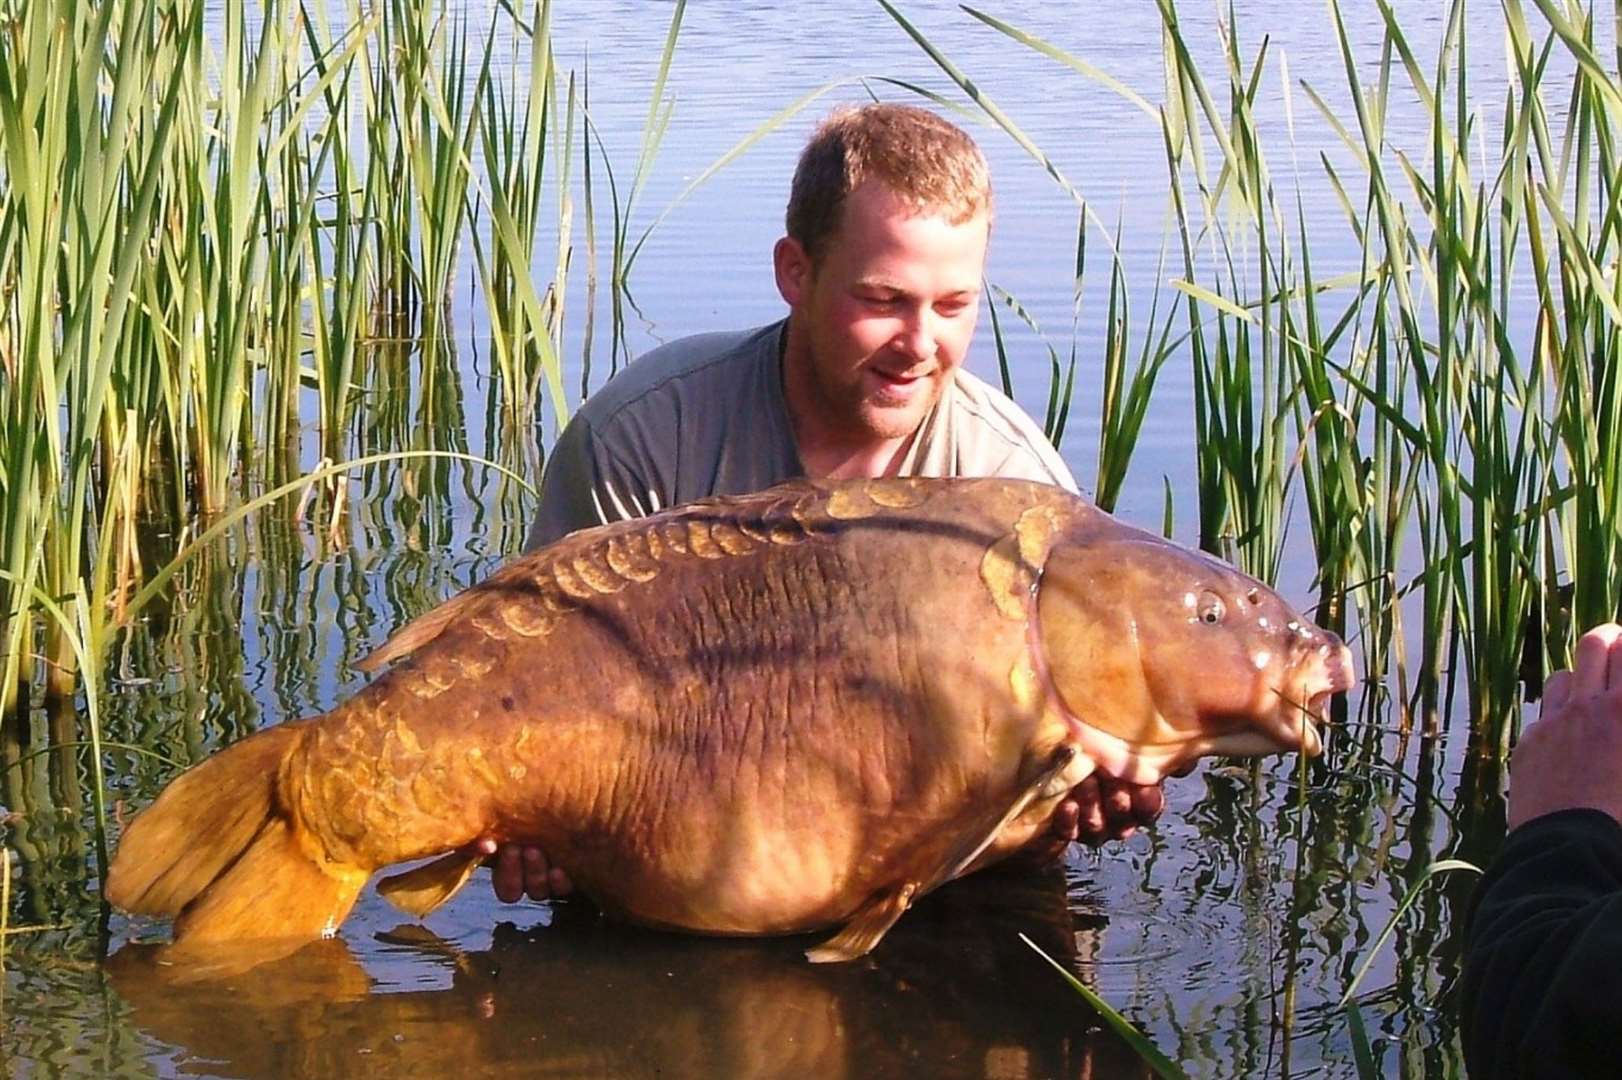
[
  {"x1": 1198, "y1": 638, "x2": 1354, "y2": 762},
  {"x1": 1273, "y1": 638, "x2": 1356, "y2": 757}
]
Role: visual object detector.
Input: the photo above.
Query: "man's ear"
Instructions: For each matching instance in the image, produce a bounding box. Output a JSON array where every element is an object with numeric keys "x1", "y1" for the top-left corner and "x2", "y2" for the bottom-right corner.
[{"x1": 774, "y1": 236, "x2": 812, "y2": 305}]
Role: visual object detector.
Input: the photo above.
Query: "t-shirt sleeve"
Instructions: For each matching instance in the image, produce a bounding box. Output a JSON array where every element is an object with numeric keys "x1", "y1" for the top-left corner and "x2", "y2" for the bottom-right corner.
[
  {"x1": 991, "y1": 442, "x2": 1079, "y2": 494},
  {"x1": 1461, "y1": 808, "x2": 1622, "y2": 1077},
  {"x1": 523, "y1": 415, "x2": 658, "y2": 551}
]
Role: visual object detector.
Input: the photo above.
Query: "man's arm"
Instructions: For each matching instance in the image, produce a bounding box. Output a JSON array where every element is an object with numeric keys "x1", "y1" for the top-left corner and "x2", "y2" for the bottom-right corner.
[
  {"x1": 1463, "y1": 810, "x2": 1622, "y2": 1076},
  {"x1": 1461, "y1": 623, "x2": 1622, "y2": 1077}
]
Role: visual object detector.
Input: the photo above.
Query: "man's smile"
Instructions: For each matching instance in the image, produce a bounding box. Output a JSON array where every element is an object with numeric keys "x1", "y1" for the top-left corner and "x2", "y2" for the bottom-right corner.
[{"x1": 864, "y1": 363, "x2": 933, "y2": 402}]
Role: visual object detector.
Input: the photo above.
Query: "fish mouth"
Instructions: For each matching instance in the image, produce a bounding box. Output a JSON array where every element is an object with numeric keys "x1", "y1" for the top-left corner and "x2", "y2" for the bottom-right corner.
[{"x1": 1273, "y1": 641, "x2": 1356, "y2": 756}]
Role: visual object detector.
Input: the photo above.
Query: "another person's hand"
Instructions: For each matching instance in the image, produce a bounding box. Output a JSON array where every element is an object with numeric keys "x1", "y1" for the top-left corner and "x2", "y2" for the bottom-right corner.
[
  {"x1": 1508, "y1": 622, "x2": 1622, "y2": 831},
  {"x1": 473, "y1": 838, "x2": 573, "y2": 904},
  {"x1": 1017, "y1": 773, "x2": 1167, "y2": 865}
]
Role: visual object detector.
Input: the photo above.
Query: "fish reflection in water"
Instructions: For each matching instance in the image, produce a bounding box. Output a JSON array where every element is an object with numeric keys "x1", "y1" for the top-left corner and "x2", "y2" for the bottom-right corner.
[{"x1": 108, "y1": 866, "x2": 1153, "y2": 1078}]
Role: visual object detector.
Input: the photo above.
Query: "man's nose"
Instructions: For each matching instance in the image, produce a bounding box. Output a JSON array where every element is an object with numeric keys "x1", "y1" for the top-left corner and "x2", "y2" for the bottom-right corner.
[{"x1": 892, "y1": 306, "x2": 938, "y2": 363}]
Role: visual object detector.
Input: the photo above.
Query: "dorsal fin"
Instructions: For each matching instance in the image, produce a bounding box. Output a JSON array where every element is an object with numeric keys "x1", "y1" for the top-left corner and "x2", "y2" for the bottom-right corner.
[
  {"x1": 357, "y1": 480, "x2": 828, "y2": 674},
  {"x1": 354, "y1": 588, "x2": 488, "y2": 674}
]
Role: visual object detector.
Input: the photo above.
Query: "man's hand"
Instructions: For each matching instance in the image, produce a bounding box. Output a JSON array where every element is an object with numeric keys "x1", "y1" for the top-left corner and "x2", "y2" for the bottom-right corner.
[
  {"x1": 474, "y1": 838, "x2": 573, "y2": 904},
  {"x1": 1508, "y1": 622, "x2": 1622, "y2": 831},
  {"x1": 1017, "y1": 774, "x2": 1167, "y2": 865}
]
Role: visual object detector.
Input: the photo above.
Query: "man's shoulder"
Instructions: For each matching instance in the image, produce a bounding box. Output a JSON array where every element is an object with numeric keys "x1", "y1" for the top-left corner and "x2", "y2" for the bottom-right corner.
[
  {"x1": 576, "y1": 322, "x2": 783, "y2": 430},
  {"x1": 940, "y1": 369, "x2": 1078, "y2": 490}
]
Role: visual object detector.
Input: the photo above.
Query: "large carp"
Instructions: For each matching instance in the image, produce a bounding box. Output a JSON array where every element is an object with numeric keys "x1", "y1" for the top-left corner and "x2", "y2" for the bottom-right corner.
[{"x1": 107, "y1": 477, "x2": 1353, "y2": 964}]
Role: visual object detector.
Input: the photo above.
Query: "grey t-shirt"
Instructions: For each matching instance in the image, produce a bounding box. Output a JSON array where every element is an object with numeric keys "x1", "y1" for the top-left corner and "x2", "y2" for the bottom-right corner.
[{"x1": 525, "y1": 320, "x2": 1078, "y2": 550}]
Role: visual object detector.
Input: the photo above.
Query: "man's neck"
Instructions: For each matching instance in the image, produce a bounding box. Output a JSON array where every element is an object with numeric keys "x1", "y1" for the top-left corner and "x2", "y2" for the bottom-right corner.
[{"x1": 797, "y1": 436, "x2": 911, "y2": 480}]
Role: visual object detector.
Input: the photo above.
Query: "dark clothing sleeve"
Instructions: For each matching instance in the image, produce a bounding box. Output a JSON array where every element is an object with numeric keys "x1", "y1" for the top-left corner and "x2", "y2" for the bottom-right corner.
[
  {"x1": 1462, "y1": 809, "x2": 1622, "y2": 1078},
  {"x1": 523, "y1": 414, "x2": 660, "y2": 552}
]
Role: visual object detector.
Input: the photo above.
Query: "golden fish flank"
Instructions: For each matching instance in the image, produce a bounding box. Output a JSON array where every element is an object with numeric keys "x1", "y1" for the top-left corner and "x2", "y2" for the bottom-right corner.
[
  {"x1": 391, "y1": 715, "x2": 425, "y2": 756},
  {"x1": 498, "y1": 600, "x2": 556, "y2": 639},
  {"x1": 539, "y1": 586, "x2": 573, "y2": 616},
  {"x1": 462, "y1": 746, "x2": 503, "y2": 791},
  {"x1": 468, "y1": 612, "x2": 513, "y2": 645},
  {"x1": 709, "y1": 519, "x2": 757, "y2": 557},
  {"x1": 551, "y1": 558, "x2": 598, "y2": 600},
  {"x1": 824, "y1": 485, "x2": 878, "y2": 520},
  {"x1": 409, "y1": 766, "x2": 455, "y2": 823},
  {"x1": 659, "y1": 520, "x2": 691, "y2": 556},
  {"x1": 763, "y1": 518, "x2": 808, "y2": 546},
  {"x1": 1013, "y1": 504, "x2": 1067, "y2": 568},
  {"x1": 861, "y1": 477, "x2": 932, "y2": 510},
  {"x1": 979, "y1": 503, "x2": 1077, "y2": 623},
  {"x1": 572, "y1": 551, "x2": 626, "y2": 595},
  {"x1": 103, "y1": 477, "x2": 1355, "y2": 971},
  {"x1": 403, "y1": 667, "x2": 450, "y2": 701},
  {"x1": 685, "y1": 519, "x2": 728, "y2": 559},
  {"x1": 450, "y1": 650, "x2": 498, "y2": 681},
  {"x1": 604, "y1": 535, "x2": 660, "y2": 583},
  {"x1": 979, "y1": 534, "x2": 1033, "y2": 622},
  {"x1": 1007, "y1": 655, "x2": 1045, "y2": 715}
]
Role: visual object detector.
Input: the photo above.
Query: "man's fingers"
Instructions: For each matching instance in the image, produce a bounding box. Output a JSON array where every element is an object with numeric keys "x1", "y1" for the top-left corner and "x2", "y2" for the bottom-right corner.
[
  {"x1": 1078, "y1": 791, "x2": 1107, "y2": 841},
  {"x1": 492, "y1": 845, "x2": 523, "y2": 904},
  {"x1": 1541, "y1": 669, "x2": 1573, "y2": 716},
  {"x1": 1071, "y1": 774, "x2": 1101, "y2": 807},
  {"x1": 523, "y1": 847, "x2": 552, "y2": 901},
  {"x1": 1100, "y1": 779, "x2": 1134, "y2": 821},
  {"x1": 1606, "y1": 623, "x2": 1622, "y2": 690},
  {"x1": 489, "y1": 843, "x2": 570, "y2": 903},
  {"x1": 1049, "y1": 797, "x2": 1081, "y2": 841},
  {"x1": 1094, "y1": 776, "x2": 1166, "y2": 828},
  {"x1": 1129, "y1": 782, "x2": 1166, "y2": 824},
  {"x1": 1573, "y1": 624, "x2": 1622, "y2": 694}
]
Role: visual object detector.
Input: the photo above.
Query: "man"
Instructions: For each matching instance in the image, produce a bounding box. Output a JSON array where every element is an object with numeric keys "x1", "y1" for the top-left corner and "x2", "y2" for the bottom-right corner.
[
  {"x1": 481, "y1": 103, "x2": 1165, "y2": 905},
  {"x1": 1461, "y1": 623, "x2": 1622, "y2": 1076}
]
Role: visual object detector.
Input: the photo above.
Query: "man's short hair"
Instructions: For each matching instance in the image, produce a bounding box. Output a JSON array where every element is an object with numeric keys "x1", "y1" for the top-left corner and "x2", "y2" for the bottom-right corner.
[{"x1": 786, "y1": 103, "x2": 993, "y2": 263}]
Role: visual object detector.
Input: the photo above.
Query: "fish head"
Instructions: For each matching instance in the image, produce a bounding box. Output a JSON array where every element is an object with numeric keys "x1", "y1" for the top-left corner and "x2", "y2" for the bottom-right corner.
[{"x1": 1033, "y1": 529, "x2": 1355, "y2": 784}]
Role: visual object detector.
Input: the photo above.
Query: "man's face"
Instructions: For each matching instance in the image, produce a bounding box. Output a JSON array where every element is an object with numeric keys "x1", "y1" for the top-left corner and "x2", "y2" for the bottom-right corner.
[{"x1": 776, "y1": 181, "x2": 989, "y2": 444}]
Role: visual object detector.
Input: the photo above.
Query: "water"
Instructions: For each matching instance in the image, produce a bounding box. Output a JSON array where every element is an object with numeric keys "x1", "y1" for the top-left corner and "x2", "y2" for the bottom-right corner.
[{"x1": 2, "y1": 1, "x2": 1538, "y2": 1075}]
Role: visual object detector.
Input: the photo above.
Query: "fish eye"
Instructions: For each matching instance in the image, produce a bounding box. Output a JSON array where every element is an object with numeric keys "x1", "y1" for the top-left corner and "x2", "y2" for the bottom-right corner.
[
  {"x1": 1197, "y1": 592, "x2": 1226, "y2": 625},
  {"x1": 1246, "y1": 588, "x2": 1261, "y2": 606}
]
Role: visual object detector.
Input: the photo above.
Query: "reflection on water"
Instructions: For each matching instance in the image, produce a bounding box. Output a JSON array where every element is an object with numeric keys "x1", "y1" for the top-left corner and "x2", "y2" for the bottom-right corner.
[{"x1": 104, "y1": 868, "x2": 1149, "y2": 1079}]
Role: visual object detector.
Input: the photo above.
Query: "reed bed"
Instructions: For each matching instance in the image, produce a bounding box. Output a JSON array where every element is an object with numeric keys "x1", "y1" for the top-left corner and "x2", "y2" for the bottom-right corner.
[{"x1": 0, "y1": 0, "x2": 604, "y2": 921}]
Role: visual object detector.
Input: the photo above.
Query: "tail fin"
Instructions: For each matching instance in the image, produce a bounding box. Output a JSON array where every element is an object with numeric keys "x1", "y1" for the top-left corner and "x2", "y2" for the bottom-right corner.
[
  {"x1": 106, "y1": 723, "x2": 305, "y2": 916},
  {"x1": 172, "y1": 817, "x2": 368, "y2": 945},
  {"x1": 106, "y1": 721, "x2": 368, "y2": 947}
]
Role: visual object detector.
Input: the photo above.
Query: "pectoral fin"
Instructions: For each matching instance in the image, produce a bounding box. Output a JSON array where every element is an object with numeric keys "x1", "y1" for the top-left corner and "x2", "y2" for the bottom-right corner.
[
  {"x1": 941, "y1": 744, "x2": 1086, "y2": 882},
  {"x1": 805, "y1": 746, "x2": 1086, "y2": 964},
  {"x1": 376, "y1": 851, "x2": 485, "y2": 918},
  {"x1": 805, "y1": 883, "x2": 919, "y2": 963}
]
